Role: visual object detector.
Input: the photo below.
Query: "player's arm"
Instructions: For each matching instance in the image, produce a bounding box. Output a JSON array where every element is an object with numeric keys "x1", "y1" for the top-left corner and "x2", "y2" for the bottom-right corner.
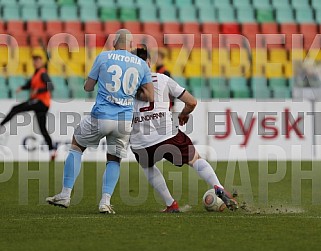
[
  {"x1": 84, "y1": 54, "x2": 100, "y2": 92},
  {"x1": 36, "y1": 73, "x2": 54, "y2": 94},
  {"x1": 136, "y1": 62, "x2": 154, "y2": 102},
  {"x1": 165, "y1": 74, "x2": 197, "y2": 126},
  {"x1": 136, "y1": 82, "x2": 154, "y2": 102},
  {"x1": 84, "y1": 77, "x2": 97, "y2": 92},
  {"x1": 178, "y1": 90, "x2": 197, "y2": 126},
  {"x1": 17, "y1": 79, "x2": 31, "y2": 93}
]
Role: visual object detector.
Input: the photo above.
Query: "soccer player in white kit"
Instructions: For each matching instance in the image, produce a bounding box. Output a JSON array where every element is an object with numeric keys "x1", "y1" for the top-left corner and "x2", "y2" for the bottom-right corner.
[
  {"x1": 46, "y1": 30, "x2": 154, "y2": 213},
  {"x1": 130, "y1": 48, "x2": 238, "y2": 212}
]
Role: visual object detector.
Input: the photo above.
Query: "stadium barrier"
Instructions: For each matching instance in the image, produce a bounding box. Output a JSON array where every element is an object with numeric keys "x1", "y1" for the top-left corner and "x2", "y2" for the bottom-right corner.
[{"x1": 0, "y1": 99, "x2": 318, "y2": 161}]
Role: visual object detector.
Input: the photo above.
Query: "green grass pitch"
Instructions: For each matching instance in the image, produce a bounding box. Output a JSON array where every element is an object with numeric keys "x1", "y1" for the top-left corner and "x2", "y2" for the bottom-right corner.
[{"x1": 1, "y1": 161, "x2": 321, "y2": 250}]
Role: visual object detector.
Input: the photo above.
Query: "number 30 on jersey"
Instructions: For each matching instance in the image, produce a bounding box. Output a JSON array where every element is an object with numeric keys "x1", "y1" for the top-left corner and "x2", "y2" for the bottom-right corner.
[{"x1": 106, "y1": 65, "x2": 139, "y2": 95}]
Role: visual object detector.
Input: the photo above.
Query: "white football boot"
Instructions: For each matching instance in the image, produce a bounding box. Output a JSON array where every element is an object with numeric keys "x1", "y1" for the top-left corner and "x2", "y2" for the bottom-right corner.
[
  {"x1": 46, "y1": 194, "x2": 70, "y2": 208},
  {"x1": 99, "y1": 202, "x2": 116, "y2": 214}
]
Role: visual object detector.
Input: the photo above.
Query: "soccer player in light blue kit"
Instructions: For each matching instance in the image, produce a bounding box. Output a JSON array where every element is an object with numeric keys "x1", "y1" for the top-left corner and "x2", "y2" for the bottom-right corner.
[{"x1": 46, "y1": 29, "x2": 154, "y2": 213}]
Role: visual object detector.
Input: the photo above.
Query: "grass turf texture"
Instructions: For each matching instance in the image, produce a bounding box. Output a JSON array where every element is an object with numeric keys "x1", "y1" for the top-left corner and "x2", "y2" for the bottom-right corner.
[{"x1": 1, "y1": 161, "x2": 321, "y2": 250}]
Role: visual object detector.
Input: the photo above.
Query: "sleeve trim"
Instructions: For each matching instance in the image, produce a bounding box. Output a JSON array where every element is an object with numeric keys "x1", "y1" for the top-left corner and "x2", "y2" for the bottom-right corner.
[
  {"x1": 88, "y1": 76, "x2": 98, "y2": 81},
  {"x1": 177, "y1": 89, "x2": 186, "y2": 99}
]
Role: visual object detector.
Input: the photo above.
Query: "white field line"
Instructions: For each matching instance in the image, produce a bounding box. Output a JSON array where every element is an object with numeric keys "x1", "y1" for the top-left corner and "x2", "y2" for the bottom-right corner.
[{"x1": 2, "y1": 214, "x2": 321, "y2": 221}]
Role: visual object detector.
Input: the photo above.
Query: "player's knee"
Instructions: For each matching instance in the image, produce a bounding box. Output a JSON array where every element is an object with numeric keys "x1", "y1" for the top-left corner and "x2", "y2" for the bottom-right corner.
[
  {"x1": 188, "y1": 152, "x2": 201, "y2": 166},
  {"x1": 11, "y1": 106, "x2": 19, "y2": 112},
  {"x1": 107, "y1": 153, "x2": 121, "y2": 163},
  {"x1": 71, "y1": 136, "x2": 86, "y2": 152}
]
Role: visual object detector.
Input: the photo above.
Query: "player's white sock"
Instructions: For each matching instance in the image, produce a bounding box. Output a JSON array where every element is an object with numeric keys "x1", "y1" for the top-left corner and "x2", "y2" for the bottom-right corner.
[
  {"x1": 192, "y1": 159, "x2": 223, "y2": 188},
  {"x1": 143, "y1": 166, "x2": 174, "y2": 207},
  {"x1": 61, "y1": 187, "x2": 72, "y2": 198},
  {"x1": 100, "y1": 193, "x2": 111, "y2": 206}
]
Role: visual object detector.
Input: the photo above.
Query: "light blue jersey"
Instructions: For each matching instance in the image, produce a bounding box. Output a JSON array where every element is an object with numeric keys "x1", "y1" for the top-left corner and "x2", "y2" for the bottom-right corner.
[{"x1": 88, "y1": 50, "x2": 152, "y2": 121}]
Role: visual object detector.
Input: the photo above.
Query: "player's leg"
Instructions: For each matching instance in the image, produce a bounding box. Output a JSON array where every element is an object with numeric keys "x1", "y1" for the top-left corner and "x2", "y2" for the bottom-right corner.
[
  {"x1": 99, "y1": 119, "x2": 131, "y2": 214},
  {"x1": 142, "y1": 165, "x2": 178, "y2": 212},
  {"x1": 103, "y1": 153, "x2": 121, "y2": 203},
  {"x1": 164, "y1": 130, "x2": 238, "y2": 211},
  {"x1": 0, "y1": 100, "x2": 42, "y2": 144},
  {"x1": 132, "y1": 146, "x2": 178, "y2": 213},
  {"x1": 46, "y1": 136, "x2": 86, "y2": 208},
  {"x1": 60, "y1": 117, "x2": 93, "y2": 199},
  {"x1": 34, "y1": 104, "x2": 56, "y2": 160},
  {"x1": 160, "y1": 130, "x2": 222, "y2": 188},
  {"x1": 188, "y1": 153, "x2": 238, "y2": 211},
  {"x1": 189, "y1": 153, "x2": 223, "y2": 189},
  {"x1": 61, "y1": 136, "x2": 86, "y2": 195},
  {"x1": 0, "y1": 100, "x2": 34, "y2": 126},
  {"x1": 99, "y1": 153, "x2": 120, "y2": 214},
  {"x1": 47, "y1": 116, "x2": 102, "y2": 208}
]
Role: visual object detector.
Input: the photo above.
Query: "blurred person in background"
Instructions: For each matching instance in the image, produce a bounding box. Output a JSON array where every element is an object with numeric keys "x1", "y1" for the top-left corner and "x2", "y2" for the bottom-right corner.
[
  {"x1": 156, "y1": 50, "x2": 171, "y2": 77},
  {"x1": 156, "y1": 50, "x2": 175, "y2": 109},
  {"x1": 0, "y1": 54, "x2": 56, "y2": 160}
]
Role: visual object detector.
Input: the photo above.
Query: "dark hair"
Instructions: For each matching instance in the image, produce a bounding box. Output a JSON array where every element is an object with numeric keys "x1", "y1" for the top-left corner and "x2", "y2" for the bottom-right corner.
[
  {"x1": 131, "y1": 47, "x2": 150, "y2": 61},
  {"x1": 158, "y1": 51, "x2": 165, "y2": 59}
]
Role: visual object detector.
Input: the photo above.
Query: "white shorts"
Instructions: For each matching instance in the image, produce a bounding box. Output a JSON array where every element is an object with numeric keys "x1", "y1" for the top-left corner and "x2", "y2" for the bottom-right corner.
[{"x1": 74, "y1": 115, "x2": 131, "y2": 158}]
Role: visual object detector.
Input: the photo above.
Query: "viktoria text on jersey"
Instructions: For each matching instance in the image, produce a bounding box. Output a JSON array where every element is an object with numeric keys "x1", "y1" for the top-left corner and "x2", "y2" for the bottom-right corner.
[
  {"x1": 107, "y1": 53, "x2": 142, "y2": 65},
  {"x1": 133, "y1": 112, "x2": 166, "y2": 123}
]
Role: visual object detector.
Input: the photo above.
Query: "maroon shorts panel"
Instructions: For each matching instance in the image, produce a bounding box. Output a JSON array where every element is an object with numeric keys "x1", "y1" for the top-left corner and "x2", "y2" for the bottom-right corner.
[{"x1": 132, "y1": 130, "x2": 196, "y2": 167}]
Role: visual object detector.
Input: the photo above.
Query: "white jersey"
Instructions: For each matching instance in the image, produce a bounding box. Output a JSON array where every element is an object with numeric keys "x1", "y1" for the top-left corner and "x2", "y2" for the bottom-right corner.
[{"x1": 130, "y1": 73, "x2": 185, "y2": 149}]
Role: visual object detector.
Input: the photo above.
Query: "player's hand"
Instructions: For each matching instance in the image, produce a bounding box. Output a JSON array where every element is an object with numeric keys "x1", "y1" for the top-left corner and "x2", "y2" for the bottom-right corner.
[
  {"x1": 178, "y1": 113, "x2": 189, "y2": 126},
  {"x1": 15, "y1": 87, "x2": 22, "y2": 93},
  {"x1": 135, "y1": 87, "x2": 149, "y2": 101},
  {"x1": 30, "y1": 89, "x2": 37, "y2": 97}
]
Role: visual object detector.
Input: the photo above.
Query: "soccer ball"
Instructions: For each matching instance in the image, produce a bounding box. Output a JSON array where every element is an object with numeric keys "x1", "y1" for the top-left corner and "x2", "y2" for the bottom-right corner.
[{"x1": 202, "y1": 189, "x2": 226, "y2": 212}]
